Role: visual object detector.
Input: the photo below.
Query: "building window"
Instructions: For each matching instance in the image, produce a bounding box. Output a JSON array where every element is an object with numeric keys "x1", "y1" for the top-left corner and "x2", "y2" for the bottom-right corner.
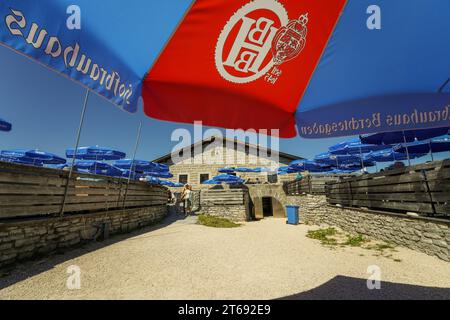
[
  {"x1": 178, "y1": 174, "x2": 188, "y2": 184},
  {"x1": 267, "y1": 173, "x2": 278, "y2": 183},
  {"x1": 199, "y1": 173, "x2": 210, "y2": 183}
]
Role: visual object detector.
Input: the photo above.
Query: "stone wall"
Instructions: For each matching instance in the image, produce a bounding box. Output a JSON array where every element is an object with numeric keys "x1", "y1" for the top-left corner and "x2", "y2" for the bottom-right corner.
[
  {"x1": 287, "y1": 195, "x2": 450, "y2": 262},
  {"x1": 0, "y1": 205, "x2": 168, "y2": 269}
]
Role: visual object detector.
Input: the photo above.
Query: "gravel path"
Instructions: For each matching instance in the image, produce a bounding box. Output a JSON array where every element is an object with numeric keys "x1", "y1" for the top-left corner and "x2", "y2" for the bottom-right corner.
[{"x1": 1, "y1": 214, "x2": 449, "y2": 300}]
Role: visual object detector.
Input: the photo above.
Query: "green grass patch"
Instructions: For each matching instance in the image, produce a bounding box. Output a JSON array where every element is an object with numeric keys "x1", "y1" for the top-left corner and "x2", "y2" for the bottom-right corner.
[
  {"x1": 305, "y1": 228, "x2": 402, "y2": 262},
  {"x1": 307, "y1": 228, "x2": 338, "y2": 245},
  {"x1": 198, "y1": 215, "x2": 240, "y2": 228},
  {"x1": 344, "y1": 234, "x2": 367, "y2": 247}
]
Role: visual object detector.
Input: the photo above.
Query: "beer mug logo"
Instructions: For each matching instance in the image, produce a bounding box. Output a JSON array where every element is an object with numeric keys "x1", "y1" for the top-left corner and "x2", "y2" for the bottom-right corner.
[
  {"x1": 272, "y1": 13, "x2": 308, "y2": 66},
  {"x1": 215, "y1": 0, "x2": 308, "y2": 84}
]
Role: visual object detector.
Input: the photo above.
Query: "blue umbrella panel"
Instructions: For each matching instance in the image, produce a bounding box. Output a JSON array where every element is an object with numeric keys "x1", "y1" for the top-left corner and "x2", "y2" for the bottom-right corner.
[
  {"x1": 360, "y1": 127, "x2": 450, "y2": 145},
  {"x1": 114, "y1": 159, "x2": 158, "y2": 172},
  {"x1": 367, "y1": 150, "x2": 426, "y2": 163},
  {"x1": 0, "y1": 149, "x2": 66, "y2": 164},
  {"x1": 66, "y1": 146, "x2": 126, "y2": 161},
  {"x1": 329, "y1": 138, "x2": 391, "y2": 155}
]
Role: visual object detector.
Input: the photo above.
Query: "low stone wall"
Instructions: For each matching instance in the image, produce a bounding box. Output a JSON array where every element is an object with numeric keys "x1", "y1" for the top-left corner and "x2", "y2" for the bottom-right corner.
[
  {"x1": 201, "y1": 203, "x2": 249, "y2": 222},
  {"x1": 286, "y1": 195, "x2": 450, "y2": 262},
  {"x1": 0, "y1": 205, "x2": 168, "y2": 269},
  {"x1": 200, "y1": 189, "x2": 250, "y2": 222}
]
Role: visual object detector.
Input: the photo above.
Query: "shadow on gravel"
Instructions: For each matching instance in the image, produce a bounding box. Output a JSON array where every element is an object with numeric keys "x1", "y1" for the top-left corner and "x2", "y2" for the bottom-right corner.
[
  {"x1": 0, "y1": 210, "x2": 189, "y2": 290},
  {"x1": 278, "y1": 275, "x2": 450, "y2": 300}
]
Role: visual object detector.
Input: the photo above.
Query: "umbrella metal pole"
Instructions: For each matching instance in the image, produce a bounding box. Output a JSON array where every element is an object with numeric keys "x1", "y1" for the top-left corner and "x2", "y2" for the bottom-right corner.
[
  {"x1": 429, "y1": 141, "x2": 434, "y2": 162},
  {"x1": 122, "y1": 121, "x2": 142, "y2": 209},
  {"x1": 359, "y1": 146, "x2": 365, "y2": 172},
  {"x1": 60, "y1": 88, "x2": 90, "y2": 216},
  {"x1": 402, "y1": 131, "x2": 411, "y2": 166}
]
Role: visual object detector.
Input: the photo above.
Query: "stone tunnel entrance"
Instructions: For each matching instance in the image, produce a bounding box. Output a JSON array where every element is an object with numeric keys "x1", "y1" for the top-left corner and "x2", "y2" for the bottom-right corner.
[{"x1": 247, "y1": 185, "x2": 287, "y2": 220}]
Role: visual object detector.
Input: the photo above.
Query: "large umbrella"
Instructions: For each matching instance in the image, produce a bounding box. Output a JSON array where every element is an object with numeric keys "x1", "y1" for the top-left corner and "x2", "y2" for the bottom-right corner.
[
  {"x1": 1, "y1": 149, "x2": 66, "y2": 165},
  {"x1": 360, "y1": 127, "x2": 450, "y2": 145},
  {"x1": 366, "y1": 149, "x2": 426, "y2": 163},
  {"x1": 313, "y1": 153, "x2": 363, "y2": 167},
  {"x1": 74, "y1": 160, "x2": 122, "y2": 177},
  {"x1": 0, "y1": 118, "x2": 11, "y2": 132},
  {"x1": 160, "y1": 180, "x2": 183, "y2": 187},
  {"x1": 66, "y1": 146, "x2": 125, "y2": 175},
  {"x1": 289, "y1": 160, "x2": 329, "y2": 173},
  {"x1": 144, "y1": 171, "x2": 174, "y2": 179},
  {"x1": 0, "y1": 156, "x2": 43, "y2": 166},
  {"x1": 329, "y1": 138, "x2": 391, "y2": 155},
  {"x1": 210, "y1": 174, "x2": 245, "y2": 184},
  {"x1": 212, "y1": 174, "x2": 243, "y2": 181},
  {"x1": 234, "y1": 167, "x2": 256, "y2": 173},
  {"x1": 145, "y1": 176, "x2": 161, "y2": 185},
  {"x1": 114, "y1": 159, "x2": 158, "y2": 172},
  {"x1": 1, "y1": 1, "x2": 448, "y2": 139},
  {"x1": 428, "y1": 137, "x2": 450, "y2": 155},
  {"x1": 66, "y1": 146, "x2": 126, "y2": 161},
  {"x1": 329, "y1": 138, "x2": 390, "y2": 169},
  {"x1": 360, "y1": 127, "x2": 450, "y2": 165},
  {"x1": 218, "y1": 167, "x2": 271, "y2": 173},
  {"x1": 252, "y1": 167, "x2": 272, "y2": 173},
  {"x1": 201, "y1": 179, "x2": 221, "y2": 185},
  {"x1": 393, "y1": 137, "x2": 450, "y2": 162},
  {"x1": 339, "y1": 161, "x2": 375, "y2": 170},
  {"x1": 154, "y1": 163, "x2": 169, "y2": 172},
  {"x1": 116, "y1": 160, "x2": 171, "y2": 180},
  {"x1": 119, "y1": 169, "x2": 145, "y2": 181},
  {"x1": 277, "y1": 166, "x2": 298, "y2": 175}
]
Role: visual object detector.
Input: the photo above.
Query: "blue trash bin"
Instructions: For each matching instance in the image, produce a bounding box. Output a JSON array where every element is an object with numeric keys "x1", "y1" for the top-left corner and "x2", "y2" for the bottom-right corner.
[{"x1": 286, "y1": 205, "x2": 299, "y2": 225}]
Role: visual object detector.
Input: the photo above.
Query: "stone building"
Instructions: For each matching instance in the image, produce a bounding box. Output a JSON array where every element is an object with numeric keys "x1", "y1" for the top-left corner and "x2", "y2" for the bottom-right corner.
[{"x1": 152, "y1": 136, "x2": 303, "y2": 189}]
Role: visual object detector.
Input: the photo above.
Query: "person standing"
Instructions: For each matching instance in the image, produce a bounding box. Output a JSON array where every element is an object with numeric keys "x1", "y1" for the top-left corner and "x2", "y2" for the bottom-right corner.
[{"x1": 181, "y1": 184, "x2": 193, "y2": 217}]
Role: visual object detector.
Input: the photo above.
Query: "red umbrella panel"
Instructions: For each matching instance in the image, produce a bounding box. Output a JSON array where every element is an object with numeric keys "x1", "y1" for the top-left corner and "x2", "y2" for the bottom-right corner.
[{"x1": 143, "y1": 0, "x2": 346, "y2": 138}]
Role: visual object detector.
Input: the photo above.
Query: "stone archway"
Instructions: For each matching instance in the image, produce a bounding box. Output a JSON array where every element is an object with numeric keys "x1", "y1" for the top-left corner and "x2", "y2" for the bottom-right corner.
[{"x1": 247, "y1": 185, "x2": 288, "y2": 219}]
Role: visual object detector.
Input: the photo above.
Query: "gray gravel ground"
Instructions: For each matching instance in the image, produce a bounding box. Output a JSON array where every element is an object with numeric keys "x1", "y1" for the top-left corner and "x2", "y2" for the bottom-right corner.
[{"x1": 1, "y1": 214, "x2": 449, "y2": 300}]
